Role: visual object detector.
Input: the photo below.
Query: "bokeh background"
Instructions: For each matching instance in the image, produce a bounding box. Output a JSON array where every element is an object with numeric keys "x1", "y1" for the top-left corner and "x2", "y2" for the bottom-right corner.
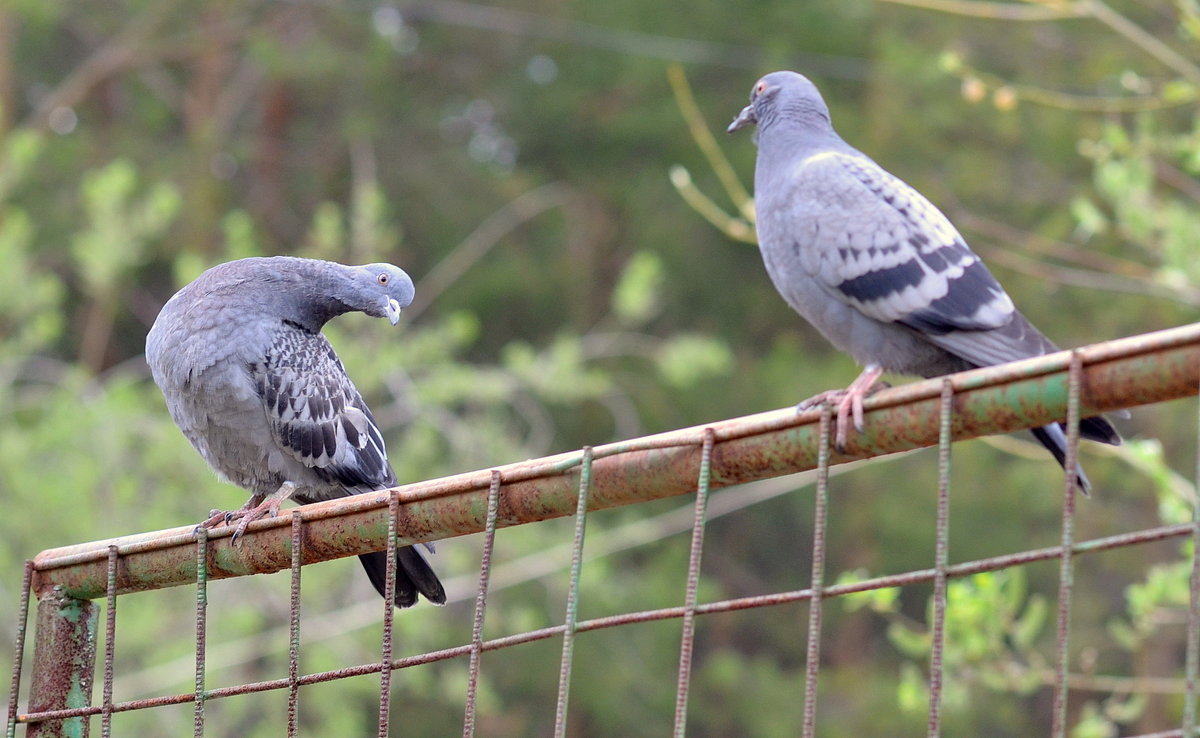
[{"x1": 2, "y1": 1, "x2": 1199, "y2": 735}]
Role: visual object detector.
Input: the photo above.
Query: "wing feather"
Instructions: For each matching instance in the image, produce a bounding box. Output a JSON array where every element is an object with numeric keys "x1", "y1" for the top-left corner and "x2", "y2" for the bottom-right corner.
[
  {"x1": 793, "y1": 151, "x2": 1055, "y2": 366},
  {"x1": 256, "y1": 327, "x2": 396, "y2": 490}
]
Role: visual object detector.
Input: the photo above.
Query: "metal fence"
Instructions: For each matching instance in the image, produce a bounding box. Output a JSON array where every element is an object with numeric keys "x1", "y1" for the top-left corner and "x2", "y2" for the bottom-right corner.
[{"x1": 7, "y1": 322, "x2": 1200, "y2": 737}]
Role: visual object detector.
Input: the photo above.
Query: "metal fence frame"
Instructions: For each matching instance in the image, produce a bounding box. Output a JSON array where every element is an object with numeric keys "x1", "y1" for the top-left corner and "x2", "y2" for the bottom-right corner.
[{"x1": 7, "y1": 322, "x2": 1200, "y2": 737}]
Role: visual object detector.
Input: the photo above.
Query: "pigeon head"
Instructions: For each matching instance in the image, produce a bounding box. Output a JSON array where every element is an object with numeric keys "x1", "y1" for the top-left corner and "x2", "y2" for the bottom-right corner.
[
  {"x1": 351, "y1": 263, "x2": 416, "y2": 325},
  {"x1": 285, "y1": 259, "x2": 416, "y2": 330},
  {"x1": 727, "y1": 71, "x2": 833, "y2": 138}
]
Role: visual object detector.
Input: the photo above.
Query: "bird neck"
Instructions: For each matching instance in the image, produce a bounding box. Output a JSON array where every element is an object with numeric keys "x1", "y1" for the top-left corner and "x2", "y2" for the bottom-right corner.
[
  {"x1": 758, "y1": 121, "x2": 844, "y2": 158},
  {"x1": 277, "y1": 260, "x2": 359, "y2": 333},
  {"x1": 758, "y1": 94, "x2": 833, "y2": 133}
]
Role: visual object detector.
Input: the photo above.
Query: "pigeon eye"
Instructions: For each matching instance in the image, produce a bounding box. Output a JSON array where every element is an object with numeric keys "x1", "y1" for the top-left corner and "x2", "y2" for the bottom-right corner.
[
  {"x1": 754, "y1": 81, "x2": 768, "y2": 97},
  {"x1": 376, "y1": 273, "x2": 389, "y2": 286}
]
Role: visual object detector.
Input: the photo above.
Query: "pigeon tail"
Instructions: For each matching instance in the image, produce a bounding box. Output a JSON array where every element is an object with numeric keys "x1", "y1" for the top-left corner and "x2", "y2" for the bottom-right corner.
[
  {"x1": 359, "y1": 546, "x2": 447, "y2": 608},
  {"x1": 1027, "y1": 415, "x2": 1119, "y2": 496}
]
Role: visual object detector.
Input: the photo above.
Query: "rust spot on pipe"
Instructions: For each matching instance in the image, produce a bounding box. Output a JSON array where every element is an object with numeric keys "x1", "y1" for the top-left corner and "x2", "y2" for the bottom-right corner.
[{"x1": 26, "y1": 588, "x2": 97, "y2": 737}]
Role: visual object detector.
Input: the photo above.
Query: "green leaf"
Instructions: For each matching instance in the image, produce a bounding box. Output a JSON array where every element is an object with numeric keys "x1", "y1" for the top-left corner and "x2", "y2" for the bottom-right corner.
[
  {"x1": 0, "y1": 129, "x2": 45, "y2": 202},
  {"x1": 1070, "y1": 701, "x2": 1116, "y2": 738},
  {"x1": 1011, "y1": 594, "x2": 1046, "y2": 650},
  {"x1": 70, "y1": 159, "x2": 180, "y2": 295},
  {"x1": 221, "y1": 210, "x2": 261, "y2": 261},
  {"x1": 0, "y1": 207, "x2": 64, "y2": 354},
  {"x1": 887, "y1": 621, "x2": 929, "y2": 658},
  {"x1": 1162, "y1": 79, "x2": 1197, "y2": 104},
  {"x1": 836, "y1": 569, "x2": 900, "y2": 613},
  {"x1": 307, "y1": 202, "x2": 346, "y2": 259},
  {"x1": 1070, "y1": 196, "x2": 1108, "y2": 237},
  {"x1": 896, "y1": 662, "x2": 927, "y2": 714},
  {"x1": 612, "y1": 250, "x2": 664, "y2": 326},
  {"x1": 655, "y1": 334, "x2": 733, "y2": 388},
  {"x1": 1106, "y1": 618, "x2": 1139, "y2": 650}
]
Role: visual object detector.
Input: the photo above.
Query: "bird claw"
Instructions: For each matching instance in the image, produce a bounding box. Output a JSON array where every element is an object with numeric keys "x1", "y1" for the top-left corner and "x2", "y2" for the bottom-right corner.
[
  {"x1": 794, "y1": 366, "x2": 887, "y2": 452},
  {"x1": 193, "y1": 482, "x2": 297, "y2": 547},
  {"x1": 230, "y1": 500, "x2": 281, "y2": 546},
  {"x1": 194, "y1": 508, "x2": 243, "y2": 537},
  {"x1": 795, "y1": 392, "x2": 835, "y2": 415}
]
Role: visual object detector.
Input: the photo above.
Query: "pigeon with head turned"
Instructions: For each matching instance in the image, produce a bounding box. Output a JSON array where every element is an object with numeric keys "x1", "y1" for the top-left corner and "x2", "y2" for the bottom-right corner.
[
  {"x1": 728, "y1": 70, "x2": 1120, "y2": 492},
  {"x1": 146, "y1": 255, "x2": 446, "y2": 607}
]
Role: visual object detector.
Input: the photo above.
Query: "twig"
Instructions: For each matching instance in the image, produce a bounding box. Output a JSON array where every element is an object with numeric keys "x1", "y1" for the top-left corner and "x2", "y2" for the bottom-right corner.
[
  {"x1": 976, "y1": 240, "x2": 1200, "y2": 306},
  {"x1": 996, "y1": 81, "x2": 1190, "y2": 112},
  {"x1": 950, "y1": 64, "x2": 1192, "y2": 112},
  {"x1": 666, "y1": 64, "x2": 752, "y2": 217},
  {"x1": 1153, "y1": 158, "x2": 1200, "y2": 206},
  {"x1": 20, "y1": 1, "x2": 182, "y2": 132},
  {"x1": 1082, "y1": 0, "x2": 1200, "y2": 86},
  {"x1": 403, "y1": 183, "x2": 573, "y2": 320},
  {"x1": 669, "y1": 166, "x2": 756, "y2": 244},
  {"x1": 950, "y1": 207, "x2": 1158, "y2": 278},
  {"x1": 878, "y1": 0, "x2": 1087, "y2": 21},
  {"x1": 886, "y1": 0, "x2": 1200, "y2": 109}
]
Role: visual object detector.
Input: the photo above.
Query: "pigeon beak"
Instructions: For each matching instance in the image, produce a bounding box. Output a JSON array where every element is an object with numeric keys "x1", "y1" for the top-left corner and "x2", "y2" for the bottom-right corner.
[
  {"x1": 385, "y1": 297, "x2": 402, "y2": 325},
  {"x1": 727, "y1": 104, "x2": 757, "y2": 133}
]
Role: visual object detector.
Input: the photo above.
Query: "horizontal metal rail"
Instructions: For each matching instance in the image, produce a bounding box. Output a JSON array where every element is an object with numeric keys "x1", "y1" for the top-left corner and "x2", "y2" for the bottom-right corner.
[
  {"x1": 15, "y1": 520, "x2": 1195, "y2": 727},
  {"x1": 29, "y1": 322, "x2": 1200, "y2": 601}
]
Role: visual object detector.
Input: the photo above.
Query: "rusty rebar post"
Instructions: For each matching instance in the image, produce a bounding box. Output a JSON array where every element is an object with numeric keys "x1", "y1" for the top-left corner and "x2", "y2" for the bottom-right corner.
[
  {"x1": 25, "y1": 588, "x2": 97, "y2": 738},
  {"x1": 801, "y1": 407, "x2": 833, "y2": 738},
  {"x1": 463, "y1": 470, "x2": 503, "y2": 738},
  {"x1": 287, "y1": 512, "x2": 303, "y2": 738},
  {"x1": 927, "y1": 379, "x2": 953, "y2": 737},
  {"x1": 6, "y1": 561, "x2": 34, "y2": 738},
  {"x1": 1185, "y1": 370, "x2": 1200, "y2": 736},
  {"x1": 377, "y1": 491, "x2": 401, "y2": 738},
  {"x1": 193, "y1": 528, "x2": 209, "y2": 738},
  {"x1": 672, "y1": 428, "x2": 715, "y2": 738},
  {"x1": 1051, "y1": 353, "x2": 1083, "y2": 738},
  {"x1": 553, "y1": 447, "x2": 593, "y2": 738},
  {"x1": 100, "y1": 546, "x2": 118, "y2": 738}
]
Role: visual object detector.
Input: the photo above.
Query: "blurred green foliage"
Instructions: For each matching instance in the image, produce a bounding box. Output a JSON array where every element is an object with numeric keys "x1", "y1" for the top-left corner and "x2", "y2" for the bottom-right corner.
[{"x1": 1, "y1": 1, "x2": 1199, "y2": 735}]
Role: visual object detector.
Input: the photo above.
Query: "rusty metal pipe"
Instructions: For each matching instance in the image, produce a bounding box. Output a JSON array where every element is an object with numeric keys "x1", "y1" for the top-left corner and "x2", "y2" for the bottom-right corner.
[
  {"x1": 29, "y1": 322, "x2": 1200, "y2": 601},
  {"x1": 26, "y1": 590, "x2": 97, "y2": 738}
]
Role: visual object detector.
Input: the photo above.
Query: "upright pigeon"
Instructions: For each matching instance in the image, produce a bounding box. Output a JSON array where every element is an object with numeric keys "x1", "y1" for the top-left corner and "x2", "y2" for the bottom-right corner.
[
  {"x1": 146, "y1": 256, "x2": 446, "y2": 607},
  {"x1": 727, "y1": 71, "x2": 1120, "y2": 492}
]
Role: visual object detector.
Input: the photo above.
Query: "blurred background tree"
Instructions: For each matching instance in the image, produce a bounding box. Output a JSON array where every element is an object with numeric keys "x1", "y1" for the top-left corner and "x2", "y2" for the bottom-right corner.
[{"x1": 1, "y1": 1, "x2": 1197, "y2": 735}]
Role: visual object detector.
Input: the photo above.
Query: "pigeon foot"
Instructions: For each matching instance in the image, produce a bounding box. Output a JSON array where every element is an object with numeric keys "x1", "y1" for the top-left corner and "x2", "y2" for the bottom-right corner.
[
  {"x1": 194, "y1": 482, "x2": 298, "y2": 546},
  {"x1": 795, "y1": 365, "x2": 886, "y2": 452}
]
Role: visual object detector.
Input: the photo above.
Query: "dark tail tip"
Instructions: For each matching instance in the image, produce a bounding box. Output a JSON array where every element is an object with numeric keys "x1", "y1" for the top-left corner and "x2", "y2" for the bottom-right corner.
[
  {"x1": 1080, "y1": 415, "x2": 1122, "y2": 446},
  {"x1": 359, "y1": 546, "x2": 446, "y2": 608},
  {"x1": 1027, "y1": 411, "x2": 1123, "y2": 496},
  {"x1": 1028, "y1": 424, "x2": 1091, "y2": 495}
]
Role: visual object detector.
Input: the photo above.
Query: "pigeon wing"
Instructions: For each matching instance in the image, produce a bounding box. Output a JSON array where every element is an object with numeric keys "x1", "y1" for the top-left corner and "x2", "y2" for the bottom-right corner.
[
  {"x1": 258, "y1": 329, "x2": 396, "y2": 491},
  {"x1": 792, "y1": 151, "x2": 1057, "y2": 366}
]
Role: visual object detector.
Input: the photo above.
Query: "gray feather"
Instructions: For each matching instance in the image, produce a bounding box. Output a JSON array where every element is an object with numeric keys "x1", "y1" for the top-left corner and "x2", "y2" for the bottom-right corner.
[
  {"x1": 731, "y1": 71, "x2": 1120, "y2": 483},
  {"x1": 146, "y1": 256, "x2": 444, "y2": 607}
]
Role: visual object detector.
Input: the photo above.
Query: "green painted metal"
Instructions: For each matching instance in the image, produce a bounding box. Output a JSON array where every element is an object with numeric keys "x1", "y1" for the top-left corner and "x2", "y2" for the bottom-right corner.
[
  {"x1": 24, "y1": 323, "x2": 1200, "y2": 604},
  {"x1": 26, "y1": 590, "x2": 97, "y2": 738}
]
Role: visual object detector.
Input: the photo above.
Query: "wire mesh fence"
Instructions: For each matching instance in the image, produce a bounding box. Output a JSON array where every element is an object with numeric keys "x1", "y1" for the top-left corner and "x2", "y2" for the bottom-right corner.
[{"x1": 6, "y1": 322, "x2": 1200, "y2": 737}]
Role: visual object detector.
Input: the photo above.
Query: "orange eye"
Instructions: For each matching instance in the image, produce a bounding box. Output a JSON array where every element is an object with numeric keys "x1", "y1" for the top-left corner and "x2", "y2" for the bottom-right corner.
[{"x1": 377, "y1": 273, "x2": 389, "y2": 285}]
